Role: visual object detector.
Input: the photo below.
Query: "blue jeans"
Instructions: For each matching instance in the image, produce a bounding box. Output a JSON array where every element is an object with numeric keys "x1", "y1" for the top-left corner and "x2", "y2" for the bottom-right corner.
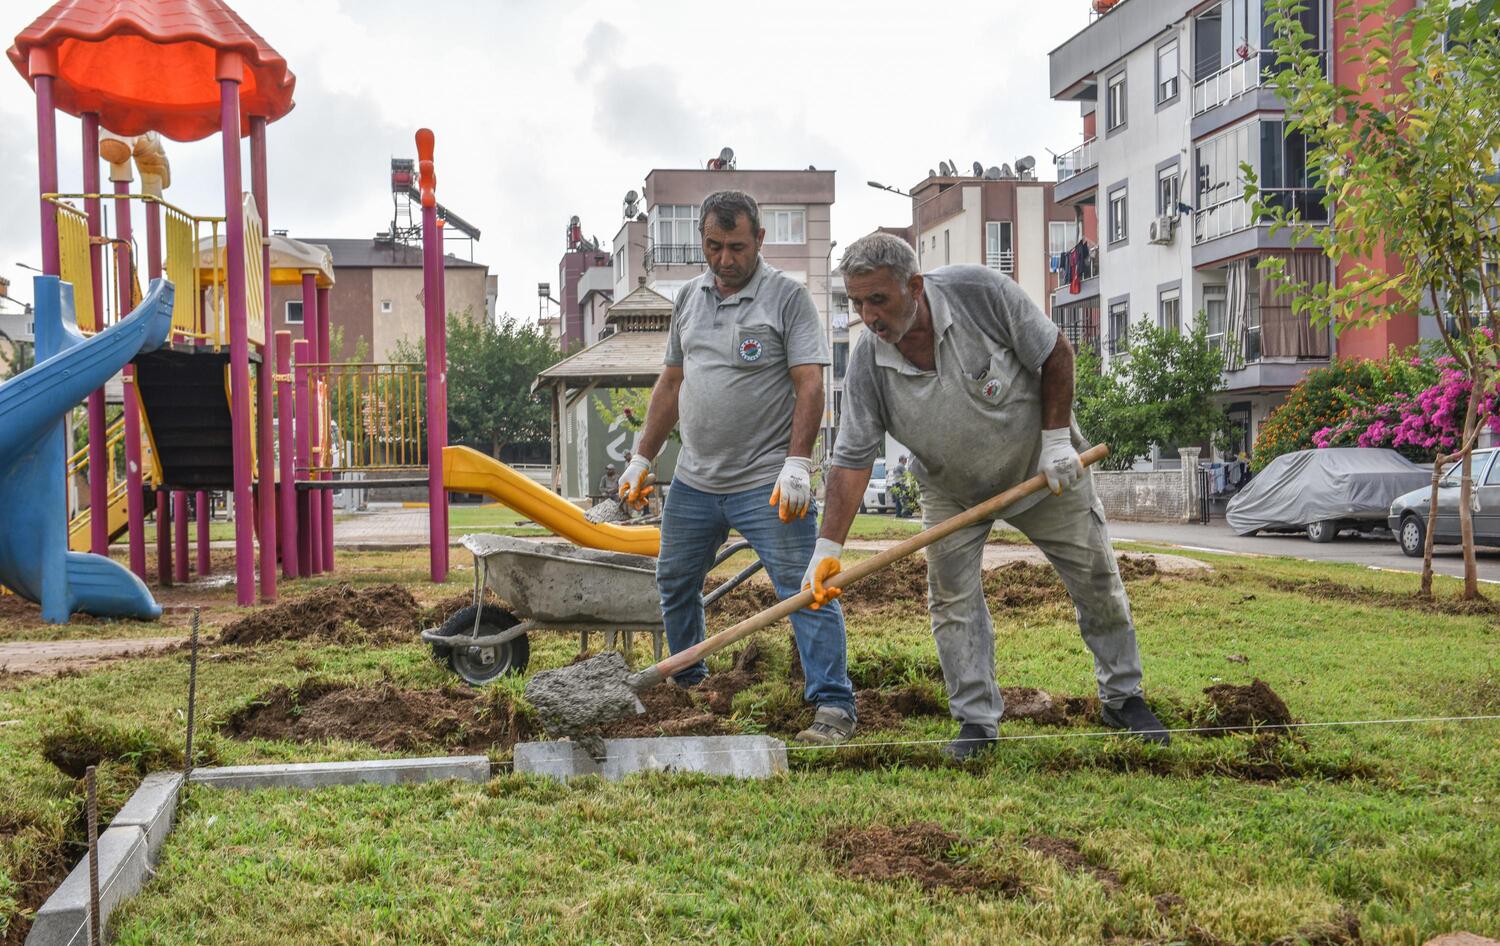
[{"x1": 657, "y1": 479, "x2": 856, "y2": 719}]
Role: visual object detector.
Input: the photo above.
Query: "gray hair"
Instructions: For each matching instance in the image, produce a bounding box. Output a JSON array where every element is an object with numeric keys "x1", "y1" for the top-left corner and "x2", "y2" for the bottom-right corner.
[
  {"x1": 699, "y1": 190, "x2": 761, "y2": 235},
  {"x1": 838, "y1": 232, "x2": 919, "y2": 283}
]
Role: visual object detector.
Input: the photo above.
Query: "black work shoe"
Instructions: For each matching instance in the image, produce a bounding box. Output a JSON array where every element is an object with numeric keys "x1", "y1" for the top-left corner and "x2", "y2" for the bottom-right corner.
[
  {"x1": 942, "y1": 723, "x2": 997, "y2": 761},
  {"x1": 1100, "y1": 696, "x2": 1171, "y2": 745}
]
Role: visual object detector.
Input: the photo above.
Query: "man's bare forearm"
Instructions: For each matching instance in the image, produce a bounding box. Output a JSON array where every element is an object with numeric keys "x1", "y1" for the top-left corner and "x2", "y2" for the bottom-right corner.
[
  {"x1": 787, "y1": 365, "x2": 823, "y2": 458},
  {"x1": 819, "y1": 465, "x2": 871, "y2": 544},
  {"x1": 635, "y1": 368, "x2": 683, "y2": 461},
  {"x1": 1040, "y1": 332, "x2": 1075, "y2": 430}
]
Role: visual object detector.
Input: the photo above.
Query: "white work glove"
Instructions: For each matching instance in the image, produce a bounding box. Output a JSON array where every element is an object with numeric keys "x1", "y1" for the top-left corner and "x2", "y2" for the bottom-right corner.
[
  {"x1": 770, "y1": 456, "x2": 815, "y2": 523},
  {"x1": 617, "y1": 454, "x2": 654, "y2": 509},
  {"x1": 801, "y1": 538, "x2": 844, "y2": 610},
  {"x1": 1038, "y1": 428, "x2": 1083, "y2": 495}
]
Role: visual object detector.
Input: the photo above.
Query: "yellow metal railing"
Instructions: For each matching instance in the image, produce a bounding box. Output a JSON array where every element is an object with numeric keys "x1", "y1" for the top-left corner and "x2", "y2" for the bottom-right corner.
[
  {"x1": 243, "y1": 194, "x2": 266, "y2": 348},
  {"x1": 54, "y1": 201, "x2": 97, "y2": 331},
  {"x1": 306, "y1": 362, "x2": 426, "y2": 473},
  {"x1": 66, "y1": 413, "x2": 161, "y2": 550}
]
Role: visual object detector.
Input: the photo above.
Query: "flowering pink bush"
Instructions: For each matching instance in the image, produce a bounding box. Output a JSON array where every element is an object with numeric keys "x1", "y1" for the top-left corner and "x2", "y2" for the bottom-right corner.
[{"x1": 1313, "y1": 367, "x2": 1500, "y2": 459}]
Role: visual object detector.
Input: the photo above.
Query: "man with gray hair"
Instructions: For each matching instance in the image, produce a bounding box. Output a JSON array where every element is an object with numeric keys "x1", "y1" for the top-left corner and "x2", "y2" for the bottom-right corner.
[
  {"x1": 618, "y1": 190, "x2": 858, "y2": 744},
  {"x1": 802, "y1": 232, "x2": 1167, "y2": 759}
]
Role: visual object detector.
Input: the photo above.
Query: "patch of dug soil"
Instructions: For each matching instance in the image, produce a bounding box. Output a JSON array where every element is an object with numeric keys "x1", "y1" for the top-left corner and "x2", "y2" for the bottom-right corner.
[
  {"x1": 596, "y1": 641, "x2": 770, "y2": 738},
  {"x1": 1197, "y1": 678, "x2": 1295, "y2": 734},
  {"x1": 222, "y1": 679, "x2": 531, "y2": 751},
  {"x1": 825, "y1": 822, "x2": 1023, "y2": 896},
  {"x1": 855, "y1": 685, "x2": 949, "y2": 730},
  {"x1": 219, "y1": 584, "x2": 424, "y2": 646},
  {"x1": 1023, "y1": 835, "x2": 1122, "y2": 892},
  {"x1": 1268, "y1": 576, "x2": 1500, "y2": 618}
]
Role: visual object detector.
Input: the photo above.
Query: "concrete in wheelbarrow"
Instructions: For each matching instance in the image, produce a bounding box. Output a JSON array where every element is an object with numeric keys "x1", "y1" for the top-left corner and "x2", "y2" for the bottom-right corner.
[{"x1": 513, "y1": 735, "x2": 788, "y2": 781}]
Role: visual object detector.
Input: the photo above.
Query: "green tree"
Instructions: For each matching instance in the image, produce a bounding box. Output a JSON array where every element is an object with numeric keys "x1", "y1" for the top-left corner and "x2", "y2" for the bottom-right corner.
[
  {"x1": 1075, "y1": 322, "x2": 1232, "y2": 471},
  {"x1": 1254, "y1": 0, "x2": 1500, "y2": 597},
  {"x1": 0, "y1": 334, "x2": 33, "y2": 380},
  {"x1": 393, "y1": 310, "x2": 559, "y2": 457}
]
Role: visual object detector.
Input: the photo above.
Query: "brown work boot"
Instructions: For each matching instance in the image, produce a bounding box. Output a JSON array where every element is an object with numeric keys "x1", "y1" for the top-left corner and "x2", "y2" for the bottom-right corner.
[{"x1": 794, "y1": 706, "x2": 856, "y2": 745}]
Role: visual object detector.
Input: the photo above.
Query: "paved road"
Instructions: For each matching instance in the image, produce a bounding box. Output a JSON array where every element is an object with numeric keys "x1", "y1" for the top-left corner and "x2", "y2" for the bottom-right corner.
[{"x1": 1104, "y1": 520, "x2": 1500, "y2": 583}]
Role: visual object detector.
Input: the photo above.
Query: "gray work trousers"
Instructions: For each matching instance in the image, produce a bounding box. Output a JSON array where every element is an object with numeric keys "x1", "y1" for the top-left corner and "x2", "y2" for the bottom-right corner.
[{"x1": 920, "y1": 472, "x2": 1144, "y2": 732}]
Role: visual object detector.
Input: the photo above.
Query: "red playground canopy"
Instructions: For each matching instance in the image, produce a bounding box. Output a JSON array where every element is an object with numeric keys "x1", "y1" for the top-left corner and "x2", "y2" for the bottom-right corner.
[{"x1": 8, "y1": 0, "x2": 296, "y2": 141}]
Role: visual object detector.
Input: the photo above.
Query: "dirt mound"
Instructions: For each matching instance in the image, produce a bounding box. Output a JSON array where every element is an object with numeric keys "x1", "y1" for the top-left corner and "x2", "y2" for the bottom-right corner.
[
  {"x1": 219, "y1": 584, "x2": 424, "y2": 646},
  {"x1": 1023, "y1": 835, "x2": 1122, "y2": 891},
  {"x1": 855, "y1": 685, "x2": 948, "y2": 730},
  {"x1": 1197, "y1": 679, "x2": 1295, "y2": 734},
  {"x1": 824, "y1": 822, "x2": 1022, "y2": 896},
  {"x1": 222, "y1": 679, "x2": 531, "y2": 751},
  {"x1": 1268, "y1": 577, "x2": 1500, "y2": 618}
]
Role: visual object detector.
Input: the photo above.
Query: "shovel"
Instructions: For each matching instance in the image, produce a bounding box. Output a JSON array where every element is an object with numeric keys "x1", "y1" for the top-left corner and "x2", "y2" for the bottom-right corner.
[{"x1": 524, "y1": 444, "x2": 1110, "y2": 753}]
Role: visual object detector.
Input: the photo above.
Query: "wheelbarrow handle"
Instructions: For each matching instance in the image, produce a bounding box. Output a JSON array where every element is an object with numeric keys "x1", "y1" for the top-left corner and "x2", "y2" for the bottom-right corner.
[{"x1": 633, "y1": 444, "x2": 1110, "y2": 687}]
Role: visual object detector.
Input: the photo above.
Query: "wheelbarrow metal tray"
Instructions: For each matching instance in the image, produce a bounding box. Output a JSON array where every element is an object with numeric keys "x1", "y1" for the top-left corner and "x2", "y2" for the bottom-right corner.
[{"x1": 462, "y1": 534, "x2": 662, "y2": 625}]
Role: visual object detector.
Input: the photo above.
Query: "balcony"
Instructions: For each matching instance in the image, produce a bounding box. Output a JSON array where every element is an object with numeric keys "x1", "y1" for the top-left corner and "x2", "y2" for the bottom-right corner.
[
  {"x1": 643, "y1": 243, "x2": 705, "y2": 271},
  {"x1": 1056, "y1": 138, "x2": 1097, "y2": 182},
  {"x1": 1194, "y1": 189, "x2": 1329, "y2": 248},
  {"x1": 985, "y1": 250, "x2": 1015, "y2": 275},
  {"x1": 1051, "y1": 241, "x2": 1100, "y2": 306},
  {"x1": 1193, "y1": 55, "x2": 1263, "y2": 116}
]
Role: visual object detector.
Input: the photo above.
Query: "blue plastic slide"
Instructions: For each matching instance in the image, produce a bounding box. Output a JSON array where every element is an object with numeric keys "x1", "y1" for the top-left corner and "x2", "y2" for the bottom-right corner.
[{"x1": 0, "y1": 275, "x2": 173, "y2": 623}]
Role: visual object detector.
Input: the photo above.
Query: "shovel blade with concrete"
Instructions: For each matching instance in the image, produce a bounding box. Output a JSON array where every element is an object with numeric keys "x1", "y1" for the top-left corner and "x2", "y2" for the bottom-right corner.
[{"x1": 524, "y1": 444, "x2": 1109, "y2": 751}]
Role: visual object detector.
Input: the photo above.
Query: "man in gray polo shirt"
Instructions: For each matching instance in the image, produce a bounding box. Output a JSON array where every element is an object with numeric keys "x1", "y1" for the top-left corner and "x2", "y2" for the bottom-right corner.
[
  {"x1": 618, "y1": 190, "x2": 857, "y2": 744},
  {"x1": 803, "y1": 232, "x2": 1168, "y2": 759}
]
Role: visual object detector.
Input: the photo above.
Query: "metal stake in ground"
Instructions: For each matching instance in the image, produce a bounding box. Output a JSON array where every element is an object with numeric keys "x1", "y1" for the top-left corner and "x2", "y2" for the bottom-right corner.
[
  {"x1": 184, "y1": 606, "x2": 200, "y2": 790},
  {"x1": 523, "y1": 446, "x2": 1110, "y2": 753},
  {"x1": 85, "y1": 764, "x2": 101, "y2": 945}
]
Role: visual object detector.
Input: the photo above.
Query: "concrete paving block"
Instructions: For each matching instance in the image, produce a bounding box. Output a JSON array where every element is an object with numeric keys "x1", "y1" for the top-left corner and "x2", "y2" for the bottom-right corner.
[
  {"x1": 109, "y1": 772, "x2": 182, "y2": 864},
  {"x1": 25, "y1": 826, "x2": 148, "y2": 946},
  {"x1": 514, "y1": 735, "x2": 788, "y2": 781},
  {"x1": 186, "y1": 755, "x2": 491, "y2": 790}
]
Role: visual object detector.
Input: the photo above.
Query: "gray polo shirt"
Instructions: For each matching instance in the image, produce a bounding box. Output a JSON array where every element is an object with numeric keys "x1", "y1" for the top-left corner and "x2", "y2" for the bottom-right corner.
[
  {"x1": 832, "y1": 265, "x2": 1077, "y2": 517},
  {"x1": 665, "y1": 260, "x2": 830, "y2": 494}
]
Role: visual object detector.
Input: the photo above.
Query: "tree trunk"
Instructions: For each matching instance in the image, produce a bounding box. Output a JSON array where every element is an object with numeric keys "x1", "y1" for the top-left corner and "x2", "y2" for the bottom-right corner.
[
  {"x1": 1459, "y1": 365, "x2": 1483, "y2": 600},
  {"x1": 1420, "y1": 453, "x2": 1444, "y2": 597}
]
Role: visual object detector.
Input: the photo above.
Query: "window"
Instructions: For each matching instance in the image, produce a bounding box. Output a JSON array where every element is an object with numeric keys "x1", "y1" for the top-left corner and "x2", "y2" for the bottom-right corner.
[
  {"x1": 1157, "y1": 40, "x2": 1180, "y2": 103},
  {"x1": 1245, "y1": 264, "x2": 1262, "y2": 362},
  {"x1": 944, "y1": 229, "x2": 950, "y2": 265},
  {"x1": 1108, "y1": 300, "x2": 1130, "y2": 355},
  {"x1": 985, "y1": 222, "x2": 1014, "y2": 272},
  {"x1": 1157, "y1": 166, "x2": 1180, "y2": 216},
  {"x1": 285, "y1": 300, "x2": 303, "y2": 324},
  {"x1": 613, "y1": 247, "x2": 624, "y2": 281},
  {"x1": 1107, "y1": 71, "x2": 1127, "y2": 131},
  {"x1": 1258, "y1": 120, "x2": 1327, "y2": 221},
  {"x1": 1485, "y1": 451, "x2": 1500, "y2": 487},
  {"x1": 1204, "y1": 285, "x2": 1227, "y2": 352},
  {"x1": 1108, "y1": 187, "x2": 1128, "y2": 244},
  {"x1": 1159, "y1": 289, "x2": 1181, "y2": 332},
  {"x1": 652, "y1": 204, "x2": 697, "y2": 246},
  {"x1": 763, "y1": 208, "x2": 806, "y2": 244},
  {"x1": 832, "y1": 340, "x2": 849, "y2": 380},
  {"x1": 380, "y1": 299, "x2": 393, "y2": 314},
  {"x1": 1049, "y1": 221, "x2": 1079, "y2": 256}
]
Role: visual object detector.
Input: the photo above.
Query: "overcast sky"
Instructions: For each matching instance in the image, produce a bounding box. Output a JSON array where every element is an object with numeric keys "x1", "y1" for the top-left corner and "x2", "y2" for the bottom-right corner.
[{"x1": 0, "y1": 0, "x2": 1095, "y2": 325}]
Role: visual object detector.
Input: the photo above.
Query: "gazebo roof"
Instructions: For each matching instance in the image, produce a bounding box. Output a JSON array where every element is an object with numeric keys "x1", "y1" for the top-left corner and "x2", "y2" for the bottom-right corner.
[{"x1": 8, "y1": 0, "x2": 296, "y2": 142}]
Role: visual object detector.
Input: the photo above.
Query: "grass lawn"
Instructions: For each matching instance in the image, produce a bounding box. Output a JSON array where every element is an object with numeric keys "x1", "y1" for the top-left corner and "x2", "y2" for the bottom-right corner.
[{"x1": 2, "y1": 546, "x2": 1498, "y2": 944}]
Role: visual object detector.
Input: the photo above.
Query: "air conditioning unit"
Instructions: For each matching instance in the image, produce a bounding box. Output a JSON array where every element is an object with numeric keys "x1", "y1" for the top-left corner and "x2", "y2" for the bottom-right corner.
[{"x1": 1148, "y1": 214, "x2": 1177, "y2": 245}]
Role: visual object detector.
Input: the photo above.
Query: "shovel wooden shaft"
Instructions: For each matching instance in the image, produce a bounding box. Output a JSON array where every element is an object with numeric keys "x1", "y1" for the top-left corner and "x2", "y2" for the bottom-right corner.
[{"x1": 649, "y1": 444, "x2": 1110, "y2": 681}]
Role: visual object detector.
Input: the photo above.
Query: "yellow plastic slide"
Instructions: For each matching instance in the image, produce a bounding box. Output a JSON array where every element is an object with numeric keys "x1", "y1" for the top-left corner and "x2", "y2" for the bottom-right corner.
[{"x1": 442, "y1": 445, "x2": 661, "y2": 557}]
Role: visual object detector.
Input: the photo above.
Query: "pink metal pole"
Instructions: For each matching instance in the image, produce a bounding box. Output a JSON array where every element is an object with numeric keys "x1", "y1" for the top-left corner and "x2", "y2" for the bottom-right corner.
[
  {"x1": 196, "y1": 490, "x2": 211, "y2": 575},
  {"x1": 114, "y1": 180, "x2": 148, "y2": 579},
  {"x1": 275, "y1": 332, "x2": 299, "y2": 578},
  {"x1": 173, "y1": 492, "x2": 189, "y2": 581},
  {"x1": 317, "y1": 286, "x2": 334, "y2": 571},
  {"x1": 299, "y1": 275, "x2": 319, "y2": 574},
  {"x1": 34, "y1": 66, "x2": 60, "y2": 275},
  {"x1": 250, "y1": 116, "x2": 277, "y2": 602},
  {"x1": 417, "y1": 129, "x2": 447, "y2": 582},
  {"x1": 218, "y1": 59, "x2": 256, "y2": 606},
  {"x1": 144, "y1": 194, "x2": 171, "y2": 586},
  {"x1": 83, "y1": 114, "x2": 110, "y2": 556},
  {"x1": 294, "y1": 338, "x2": 318, "y2": 573}
]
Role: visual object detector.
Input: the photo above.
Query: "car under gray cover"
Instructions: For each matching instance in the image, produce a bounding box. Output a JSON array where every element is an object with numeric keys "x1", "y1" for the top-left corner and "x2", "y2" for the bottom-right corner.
[{"x1": 1226, "y1": 448, "x2": 1431, "y2": 537}]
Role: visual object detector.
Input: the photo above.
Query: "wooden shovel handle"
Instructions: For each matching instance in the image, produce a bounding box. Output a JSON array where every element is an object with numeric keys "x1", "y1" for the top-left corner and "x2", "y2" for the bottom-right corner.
[{"x1": 650, "y1": 444, "x2": 1110, "y2": 679}]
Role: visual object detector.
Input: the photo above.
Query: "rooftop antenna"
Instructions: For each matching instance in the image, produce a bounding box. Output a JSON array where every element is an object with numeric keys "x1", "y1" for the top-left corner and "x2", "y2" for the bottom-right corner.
[{"x1": 972, "y1": 161, "x2": 984, "y2": 176}]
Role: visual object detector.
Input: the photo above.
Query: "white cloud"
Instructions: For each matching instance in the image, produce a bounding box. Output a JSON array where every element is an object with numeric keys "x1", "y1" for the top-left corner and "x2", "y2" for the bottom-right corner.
[{"x1": 0, "y1": 0, "x2": 1095, "y2": 322}]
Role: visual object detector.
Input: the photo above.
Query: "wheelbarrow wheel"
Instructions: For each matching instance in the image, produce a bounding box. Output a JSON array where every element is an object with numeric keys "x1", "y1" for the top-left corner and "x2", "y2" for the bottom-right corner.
[{"x1": 431, "y1": 604, "x2": 530, "y2": 685}]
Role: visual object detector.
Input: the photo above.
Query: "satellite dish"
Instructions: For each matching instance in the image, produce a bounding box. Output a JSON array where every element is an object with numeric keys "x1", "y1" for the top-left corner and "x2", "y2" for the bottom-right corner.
[
  {"x1": 972, "y1": 161, "x2": 984, "y2": 176},
  {"x1": 1016, "y1": 155, "x2": 1037, "y2": 172},
  {"x1": 1000, "y1": 163, "x2": 1014, "y2": 178},
  {"x1": 938, "y1": 161, "x2": 952, "y2": 176},
  {"x1": 928, "y1": 168, "x2": 937, "y2": 178},
  {"x1": 984, "y1": 166, "x2": 1003, "y2": 180},
  {"x1": 569, "y1": 215, "x2": 580, "y2": 227},
  {"x1": 624, "y1": 189, "x2": 639, "y2": 203},
  {"x1": 948, "y1": 158, "x2": 957, "y2": 176},
  {"x1": 636, "y1": 212, "x2": 648, "y2": 222},
  {"x1": 719, "y1": 146, "x2": 735, "y2": 165}
]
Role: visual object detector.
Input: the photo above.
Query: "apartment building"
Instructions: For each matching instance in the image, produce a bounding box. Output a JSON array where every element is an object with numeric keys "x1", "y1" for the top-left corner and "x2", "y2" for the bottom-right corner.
[{"x1": 1047, "y1": 0, "x2": 1422, "y2": 457}]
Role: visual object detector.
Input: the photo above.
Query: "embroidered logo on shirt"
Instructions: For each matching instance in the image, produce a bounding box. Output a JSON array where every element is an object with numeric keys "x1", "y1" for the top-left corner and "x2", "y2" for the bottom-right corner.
[
  {"x1": 739, "y1": 338, "x2": 764, "y2": 362},
  {"x1": 982, "y1": 378, "x2": 1003, "y2": 400}
]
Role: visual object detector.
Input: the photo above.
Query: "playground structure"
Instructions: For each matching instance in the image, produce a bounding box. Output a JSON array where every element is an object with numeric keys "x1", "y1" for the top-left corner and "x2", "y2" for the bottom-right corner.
[{"x1": 2, "y1": 0, "x2": 662, "y2": 623}]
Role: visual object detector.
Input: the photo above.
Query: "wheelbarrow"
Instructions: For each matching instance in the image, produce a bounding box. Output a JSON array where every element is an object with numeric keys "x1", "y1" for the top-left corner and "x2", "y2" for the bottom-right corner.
[{"x1": 423, "y1": 533, "x2": 765, "y2": 685}]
